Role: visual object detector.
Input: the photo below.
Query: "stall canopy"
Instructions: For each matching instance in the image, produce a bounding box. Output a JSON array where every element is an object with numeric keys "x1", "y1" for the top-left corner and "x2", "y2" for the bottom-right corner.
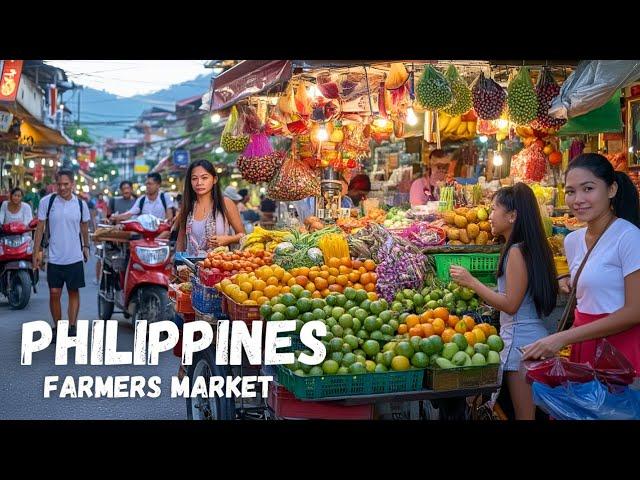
[
  {"x1": 210, "y1": 60, "x2": 292, "y2": 111},
  {"x1": 557, "y1": 89, "x2": 623, "y2": 135}
]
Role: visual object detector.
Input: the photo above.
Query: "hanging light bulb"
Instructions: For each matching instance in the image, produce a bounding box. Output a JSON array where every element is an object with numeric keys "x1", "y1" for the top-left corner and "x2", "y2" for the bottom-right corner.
[
  {"x1": 171, "y1": 184, "x2": 176, "y2": 190},
  {"x1": 57, "y1": 161, "x2": 62, "y2": 167},
  {"x1": 26, "y1": 180, "x2": 31, "y2": 186},
  {"x1": 28, "y1": 160, "x2": 35, "y2": 169},
  {"x1": 479, "y1": 135, "x2": 489, "y2": 143},
  {"x1": 373, "y1": 117, "x2": 390, "y2": 129},
  {"x1": 496, "y1": 119, "x2": 509, "y2": 130},
  {"x1": 41, "y1": 158, "x2": 46, "y2": 166},
  {"x1": 169, "y1": 177, "x2": 175, "y2": 183},
  {"x1": 493, "y1": 152, "x2": 504, "y2": 167},
  {"x1": 110, "y1": 170, "x2": 116, "y2": 175},
  {"x1": 315, "y1": 124, "x2": 329, "y2": 142},
  {"x1": 76, "y1": 128, "x2": 83, "y2": 136},
  {"x1": 406, "y1": 107, "x2": 418, "y2": 126},
  {"x1": 48, "y1": 159, "x2": 54, "y2": 167},
  {"x1": 14, "y1": 156, "x2": 20, "y2": 166},
  {"x1": 215, "y1": 146, "x2": 224, "y2": 154},
  {"x1": 210, "y1": 112, "x2": 221, "y2": 123}
]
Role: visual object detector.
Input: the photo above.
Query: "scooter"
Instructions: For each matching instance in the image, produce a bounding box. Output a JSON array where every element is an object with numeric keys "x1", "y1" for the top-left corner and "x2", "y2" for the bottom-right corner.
[
  {"x1": 98, "y1": 214, "x2": 172, "y2": 324},
  {"x1": 0, "y1": 218, "x2": 39, "y2": 309}
]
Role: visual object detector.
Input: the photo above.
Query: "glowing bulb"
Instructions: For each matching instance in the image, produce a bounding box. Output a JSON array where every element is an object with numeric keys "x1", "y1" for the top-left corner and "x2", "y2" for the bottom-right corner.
[
  {"x1": 26, "y1": 180, "x2": 31, "y2": 186},
  {"x1": 59, "y1": 104, "x2": 64, "y2": 110},
  {"x1": 479, "y1": 135, "x2": 489, "y2": 143},
  {"x1": 136, "y1": 189, "x2": 141, "y2": 195},
  {"x1": 82, "y1": 185, "x2": 90, "y2": 193},
  {"x1": 497, "y1": 119, "x2": 509, "y2": 130},
  {"x1": 57, "y1": 161, "x2": 62, "y2": 167},
  {"x1": 32, "y1": 188, "x2": 37, "y2": 193},
  {"x1": 171, "y1": 184, "x2": 176, "y2": 190},
  {"x1": 74, "y1": 175, "x2": 78, "y2": 181},
  {"x1": 259, "y1": 187, "x2": 266, "y2": 194},
  {"x1": 72, "y1": 159, "x2": 78, "y2": 165},
  {"x1": 49, "y1": 159, "x2": 54, "y2": 167},
  {"x1": 308, "y1": 85, "x2": 321, "y2": 98},
  {"x1": 104, "y1": 189, "x2": 109, "y2": 194},
  {"x1": 315, "y1": 125, "x2": 329, "y2": 142},
  {"x1": 210, "y1": 113, "x2": 221, "y2": 123},
  {"x1": 493, "y1": 153, "x2": 504, "y2": 167},
  {"x1": 92, "y1": 185, "x2": 97, "y2": 190},
  {"x1": 28, "y1": 160, "x2": 35, "y2": 169},
  {"x1": 216, "y1": 168, "x2": 223, "y2": 174},
  {"x1": 629, "y1": 147, "x2": 634, "y2": 153},
  {"x1": 110, "y1": 170, "x2": 116, "y2": 175},
  {"x1": 406, "y1": 107, "x2": 418, "y2": 126},
  {"x1": 76, "y1": 128, "x2": 83, "y2": 136},
  {"x1": 373, "y1": 117, "x2": 390, "y2": 129},
  {"x1": 41, "y1": 158, "x2": 46, "y2": 165},
  {"x1": 140, "y1": 185, "x2": 147, "y2": 192},
  {"x1": 169, "y1": 177, "x2": 175, "y2": 183},
  {"x1": 231, "y1": 181, "x2": 238, "y2": 188},
  {"x1": 215, "y1": 147, "x2": 224, "y2": 154}
]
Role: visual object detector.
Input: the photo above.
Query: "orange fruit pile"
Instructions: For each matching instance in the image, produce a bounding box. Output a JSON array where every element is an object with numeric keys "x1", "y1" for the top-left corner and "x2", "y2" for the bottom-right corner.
[
  {"x1": 288, "y1": 257, "x2": 377, "y2": 299},
  {"x1": 399, "y1": 307, "x2": 498, "y2": 340}
]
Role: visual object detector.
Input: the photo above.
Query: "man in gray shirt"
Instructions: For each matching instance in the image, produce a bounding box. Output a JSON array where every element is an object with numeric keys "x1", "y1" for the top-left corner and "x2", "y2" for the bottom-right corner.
[{"x1": 107, "y1": 180, "x2": 137, "y2": 218}]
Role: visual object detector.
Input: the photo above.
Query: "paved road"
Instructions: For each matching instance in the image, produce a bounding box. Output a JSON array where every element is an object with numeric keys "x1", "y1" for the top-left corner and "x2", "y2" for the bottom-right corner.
[{"x1": 0, "y1": 255, "x2": 187, "y2": 419}]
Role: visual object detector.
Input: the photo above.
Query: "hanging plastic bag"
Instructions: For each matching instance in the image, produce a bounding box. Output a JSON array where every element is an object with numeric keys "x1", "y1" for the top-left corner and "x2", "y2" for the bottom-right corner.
[
  {"x1": 507, "y1": 67, "x2": 539, "y2": 125},
  {"x1": 385, "y1": 63, "x2": 409, "y2": 90},
  {"x1": 278, "y1": 84, "x2": 296, "y2": 116},
  {"x1": 221, "y1": 105, "x2": 249, "y2": 153},
  {"x1": 592, "y1": 339, "x2": 637, "y2": 386},
  {"x1": 471, "y1": 72, "x2": 506, "y2": 120},
  {"x1": 530, "y1": 69, "x2": 566, "y2": 130},
  {"x1": 295, "y1": 82, "x2": 312, "y2": 116},
  {"x1": 443, "y1": 65, "x2": 473, "y2": 116},
  {"x1": 242, "y1": 104, "x2": 262, "y2": 135},
  {"x1": 316, "y1": 71, "x2": 340, "y2": 100},
  {"x1": 416, "y1": 65, "x2": 452, "y2": 111},
  {"x1": 237, "y1": 133, "x2": 286, "y2": 184},
  {"x1": 532, "y1": 380, "x2": 640, "y2": 420},
  {"x1": 267, "y1": 153, "x2": 321, "y2": 201}
]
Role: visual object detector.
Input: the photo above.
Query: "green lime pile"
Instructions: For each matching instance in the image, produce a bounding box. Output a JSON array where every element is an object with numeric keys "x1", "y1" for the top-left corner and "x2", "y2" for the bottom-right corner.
[
  {"x1": 391, "y1": 281, "x2": 479, "y2": 317},
  {"x1": 428, "y1": 333, "x2": 504, "y2": 369}
]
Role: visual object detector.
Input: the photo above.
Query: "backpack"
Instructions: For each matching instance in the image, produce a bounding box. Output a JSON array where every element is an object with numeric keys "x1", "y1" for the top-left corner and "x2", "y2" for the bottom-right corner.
[
  {"x1": 42, "y1": 194, "x2": 85, "y2": 250},
  {"x1": 139, "y1": 192, "x2": 174, "y2": 217}
]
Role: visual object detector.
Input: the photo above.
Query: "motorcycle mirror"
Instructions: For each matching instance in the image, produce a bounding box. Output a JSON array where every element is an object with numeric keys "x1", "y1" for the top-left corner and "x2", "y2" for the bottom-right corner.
[{"x1": 28, "y1": 219, "x2": 39, "y2": 229}]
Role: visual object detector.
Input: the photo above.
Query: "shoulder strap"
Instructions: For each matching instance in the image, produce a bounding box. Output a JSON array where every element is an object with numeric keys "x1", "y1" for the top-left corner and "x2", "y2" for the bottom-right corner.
[
  {"x1": 139, "y1": 195, "x2": 145, "y2": 212},
  {"x1": 160, "y1": 192, "x2": 167, "y2": 211},
  {"x1": 78, "y1": 197, "x2": 84, "y2": 223},
  {"x1": 46, "y1": 194, "x2": 57, "y2": 219},
  {"x1": 571, "y1": 218, "x2": 616, "y2": 290}
]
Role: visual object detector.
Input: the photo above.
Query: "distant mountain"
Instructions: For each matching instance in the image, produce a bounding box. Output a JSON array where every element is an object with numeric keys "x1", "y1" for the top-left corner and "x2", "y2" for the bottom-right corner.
[{"x1": 63, "y1": 74, "x2": 212, "y2": 141}]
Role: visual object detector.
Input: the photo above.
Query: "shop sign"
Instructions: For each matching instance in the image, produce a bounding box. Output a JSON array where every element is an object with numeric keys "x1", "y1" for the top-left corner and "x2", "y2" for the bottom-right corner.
[
  {"x1": 173, "y1": 149, "x2": 189, "y2": 167},
  {"x1": 0, "y1": 60, "x2": 24, "y2": 103},
  {"x1": 134, "y1": 156, "x2": 149, "y2": 174},
  {"x1": 0, "y1": 111, "x2": 13, "y2": 132}
]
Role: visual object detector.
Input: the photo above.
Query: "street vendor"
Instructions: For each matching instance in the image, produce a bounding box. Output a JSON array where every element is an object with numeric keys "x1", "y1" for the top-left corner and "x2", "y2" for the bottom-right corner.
[
  {"x1": 175, "y1": 159, "x2": 245, "y2": 256},
  {"x1": 409, "y1": 149, "x2": 451, "y2": 206}
]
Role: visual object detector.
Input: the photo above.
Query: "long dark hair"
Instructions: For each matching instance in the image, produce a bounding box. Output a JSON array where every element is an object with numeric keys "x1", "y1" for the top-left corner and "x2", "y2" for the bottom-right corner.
[
  {"x1": 495, "y1": 183, "x2": 558, "y2": 317},
  {"x1": 10, "y1": 187, "x2": 23, "y2": 197},
  {"x1": 566, "y1": 153, "x2": 640, "y2": 228},
  {"x1": 179, "y1": 159, "x2": 227, "y2": 235}
]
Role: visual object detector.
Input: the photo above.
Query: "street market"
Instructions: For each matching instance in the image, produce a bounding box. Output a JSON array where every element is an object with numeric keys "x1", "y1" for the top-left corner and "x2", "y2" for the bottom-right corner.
[{"x1": 2, "y1": 59, "x2": 640, "y2": 421}]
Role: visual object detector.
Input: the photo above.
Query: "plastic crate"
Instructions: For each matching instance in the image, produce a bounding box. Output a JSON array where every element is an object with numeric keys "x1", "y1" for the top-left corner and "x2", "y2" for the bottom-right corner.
[
  {"x1": 221, "y1": 293, "x2": 261, "y2": 325},
  {"x1": 433, "y1": 253, "x2": 499, "y2": 284},
  {"x1": 169, "y1": 285, "x2": 195, "y2": 314},
  {"x1": 424, "y1": 364, "x2": 500, "y2": 391},
  {"x1": 268, "y1": 383, "x2": 375, "y2": 420},
  {"x1": 276, "y1": 366, "x2": 425, "y2": 400},
  {"x1": 191, "y1": 276, "x2": 226, "y2": 318}
]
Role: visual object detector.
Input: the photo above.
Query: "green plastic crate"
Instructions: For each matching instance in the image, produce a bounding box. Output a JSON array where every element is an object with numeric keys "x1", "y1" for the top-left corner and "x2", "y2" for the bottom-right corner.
[
  {"x1": 276, "y1": 366, "x2": 425, "y2": 400},
  {"x1": 433, "y1": 253, "x2": 499, "y2": 285}
]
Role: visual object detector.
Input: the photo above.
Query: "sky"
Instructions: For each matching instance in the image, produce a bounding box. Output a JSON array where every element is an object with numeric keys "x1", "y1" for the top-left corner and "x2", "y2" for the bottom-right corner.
[{"x1": 44, "y1": 60, "x2": 210, "y2": 97}]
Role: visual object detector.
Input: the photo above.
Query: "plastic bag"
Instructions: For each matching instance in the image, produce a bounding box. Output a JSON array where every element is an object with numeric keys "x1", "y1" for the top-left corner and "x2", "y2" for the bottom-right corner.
[
  {"x1": 443, "y1": 65, "x2": 473, "y2": 116},
  {"x1": 295, "y1": 82, "x2": 311, "y2": 116},
  {"x1": 532, "y1": 380, "x2": 640, "y2": 420},
  {"x1": 416, "y1": 65, "x2": 452, "y2": 111},
  {"x1": 267, "y1": 154, "x2": 320, "y2": 201},
  {"x1": 316, "y1": 71, "x2": 340, "y2": 100},
  {"x1": 550, "y1": 60, "x2": 640, "y2": 120},
  {"x1": 530, "y1": 69, "x2": 566, "y2": 131},
  {"x1": 592, "y1": 339, "x2": 637, "y2": 386},
  {"x1": 278, "y1": 84, "x2": 296, "y2": 116},
  {"x1": 242, "y1": 104, "x2": 262, "y2": 135},
  {"x1": 471, "y1": 72, "x2": 506, "y2": 120},
  {"x1": 385, "y1": 63, "x2": 409, "y2": 90},
  {"x1": 507, "y1": 67, "x2": 539, "y2": 125},
  {"x1": 220, "y1": 105, "x2": 250, "y2": 153}
]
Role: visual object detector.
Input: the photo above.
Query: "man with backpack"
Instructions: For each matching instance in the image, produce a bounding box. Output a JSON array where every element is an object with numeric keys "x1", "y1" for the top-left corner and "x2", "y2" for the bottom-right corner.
[
  {"x1": 33, "y1": 170, "x2": 91, "y2": 339},
  {"x1": 110, "y1": 173, "x2": 174, "y2": 228}
]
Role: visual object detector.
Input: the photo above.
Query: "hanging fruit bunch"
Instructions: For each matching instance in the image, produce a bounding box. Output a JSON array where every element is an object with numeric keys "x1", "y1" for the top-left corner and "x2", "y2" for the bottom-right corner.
[
  {"x1": 438, "y1": 111, "x2": 477, "y2": 141},
  {"x1": 512, "y1": 143, "x2": 547, "y2": 182},
  {"x1": 472, "y1": 72, "x2": 506, "y2": 120},
  {"x1": 443, "y1": 65, "x2": 473, "y2": 116},
  {"x1": 507, "y1": 67, "x2": 539, "y2": 125},
  {"x1": 220, "y1": 105, "x2": 250, "y2": 153},
  {"x1": 267, "y1": 153, "x2": 320, "y2": 201},
  {"x1": 237, "y1": 133, "x2": 286, "y2": 184},
  {"x1": 416, "y1": 65, "x2": 452, "y2": 111},
  {"x1": 530, "y1": 68, "x2": 566, "y2": 131}
]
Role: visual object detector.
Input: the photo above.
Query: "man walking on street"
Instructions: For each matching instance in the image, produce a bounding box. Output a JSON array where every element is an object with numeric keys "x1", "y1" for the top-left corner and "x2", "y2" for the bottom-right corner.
[
  {"x1": 107, "y1": 180, "x2": 137, "y2": 219},
  {"x1": 111, "y1": 172, "x2": 174, "y2": 224},
  {"x1": 33, "y1": 170, "x2": 91, "y2": 340}
]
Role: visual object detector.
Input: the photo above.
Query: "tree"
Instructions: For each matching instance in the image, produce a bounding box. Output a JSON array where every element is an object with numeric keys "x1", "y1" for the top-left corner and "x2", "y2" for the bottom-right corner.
[{"x1": 65, "y1": 124, "x2": 94, "y2": 144}]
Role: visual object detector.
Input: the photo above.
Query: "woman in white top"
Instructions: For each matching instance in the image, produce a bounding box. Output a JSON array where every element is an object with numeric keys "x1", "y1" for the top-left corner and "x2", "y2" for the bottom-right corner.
[
  {"x1": 523, "y1": 153, "x2": 640, "y2": 373},
  {"x1": 0, "y1": 188, "x2": 33, "y2": 225},
  {"x1": 176, "y1": 159, "x2": 245, "y2": 256}
]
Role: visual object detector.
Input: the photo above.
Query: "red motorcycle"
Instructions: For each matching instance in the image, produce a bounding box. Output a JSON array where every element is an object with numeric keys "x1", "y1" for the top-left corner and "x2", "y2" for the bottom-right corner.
[
  {"x1": 0, "y1": 219, "x2": 39, "y2": 309},
  {"x1": 98, "y1": 214, "x2": 171, "y2": 324}
]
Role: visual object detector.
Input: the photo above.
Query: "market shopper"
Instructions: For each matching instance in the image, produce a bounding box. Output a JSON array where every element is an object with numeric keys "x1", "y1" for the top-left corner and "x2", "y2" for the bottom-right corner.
[
  {"x1": 33, "y1": 170, "x2": 91, "y2": 340},
  {"x1": 347, "y1": 174, "x2": 371, "y2": 207},
  {"x1": 111, "y1": 172, "x2": 174, "y2": 224},
  {"x1": 0, "y1": 187, "x2": 33, "y2": 226},
  {"x1": 450, "y1": 183, "x2": 558, "y2": 419},
  {"x1": 522, "y1": 153, "x2": 640, "y2": 372},
  {"x1": 409, "y1": 149, "x2": 451, "y2": 206},
  {"x1": 107, "y1": 180, "x2": 137, "y2": 218},
  {"x1": 176, "y1": 160, "x2": 245, "y2": 256}
]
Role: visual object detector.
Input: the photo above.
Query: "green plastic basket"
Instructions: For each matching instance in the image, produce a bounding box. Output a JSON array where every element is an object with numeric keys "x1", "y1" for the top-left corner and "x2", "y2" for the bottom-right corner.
[
  {"x1": 433, "y1": 253, "x2": 499, "y2": 285},
  {"x1": 424, "y1": 364, "x2": 500, "y2": 391},
  {"x1": 276, "y1": 366, "x2": 425, "y2": 400}
]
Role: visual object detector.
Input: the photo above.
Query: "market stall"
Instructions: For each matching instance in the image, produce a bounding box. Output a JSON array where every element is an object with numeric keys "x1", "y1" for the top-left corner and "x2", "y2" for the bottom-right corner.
[{"x1": 169, "y1": 60, "x2": 636, "y2": 420}]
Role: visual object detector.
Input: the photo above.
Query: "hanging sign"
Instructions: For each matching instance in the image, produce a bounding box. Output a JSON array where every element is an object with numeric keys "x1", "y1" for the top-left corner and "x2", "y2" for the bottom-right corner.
[{"x1": 0, "y1": 60, "x2": 24, "y2": 103}]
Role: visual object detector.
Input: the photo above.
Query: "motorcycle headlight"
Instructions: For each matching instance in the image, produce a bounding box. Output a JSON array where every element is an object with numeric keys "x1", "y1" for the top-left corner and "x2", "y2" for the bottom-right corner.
[
  {"x1": 135, "y1": 246, "x2": 170, "y2": 265},
  {"x1": 4, "y1": 235, "x2": 24, "y2": 248}
]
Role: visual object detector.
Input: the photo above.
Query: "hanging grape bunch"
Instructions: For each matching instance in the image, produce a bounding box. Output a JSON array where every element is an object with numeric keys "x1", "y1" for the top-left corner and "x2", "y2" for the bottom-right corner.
[
  {"x1": 443, "y1": 65, "x2": 473, "y2": 116},
  {"x1": 416, "y1": 65, "x2": 452, "y2": 111},
  {"x1": 471, "y1": 72, "x2": 506, "y2": 120},
  {"x1": 507, "y1": 67, "x2": 538, "y2": 125},
  {"x1": 238, "y1": 151, "x2": 286, "y2": 184},
  {"x1": 530, "y1": 69, "x2": 566, "y2": 130}
]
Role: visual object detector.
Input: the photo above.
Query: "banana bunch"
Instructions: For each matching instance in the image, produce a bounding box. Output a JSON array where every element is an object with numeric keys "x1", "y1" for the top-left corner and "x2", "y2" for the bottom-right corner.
[
  {"x1": 438, "y1": 111, "x2": 477, "y2": 141},
  {"x1": 242, "y1": 226, "x2": 290, "y2": 251}
]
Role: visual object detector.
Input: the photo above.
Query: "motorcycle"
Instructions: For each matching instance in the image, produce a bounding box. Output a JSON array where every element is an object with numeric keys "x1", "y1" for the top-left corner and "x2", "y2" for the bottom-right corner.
[
  {"x1": 97, "y1": 214, "x2": 172, "y2": 324},
  {"x1": 0, "y1": 219, "x2": 39, "y2": 309}
]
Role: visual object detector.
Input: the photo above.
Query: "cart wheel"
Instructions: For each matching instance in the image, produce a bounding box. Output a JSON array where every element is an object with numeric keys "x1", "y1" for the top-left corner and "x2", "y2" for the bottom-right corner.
[{"x1": 186, "y1": 348, "x2": 234, "y2": 420}]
